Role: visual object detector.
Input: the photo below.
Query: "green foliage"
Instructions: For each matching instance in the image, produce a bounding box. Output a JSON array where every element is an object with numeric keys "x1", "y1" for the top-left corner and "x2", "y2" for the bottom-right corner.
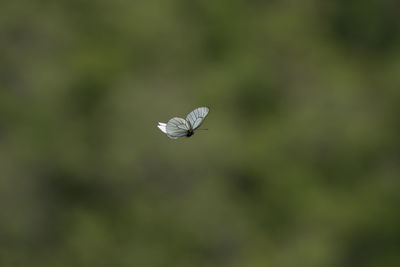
[{"x1": 1, "y1": 0, "x2": 399, "y2": 266}]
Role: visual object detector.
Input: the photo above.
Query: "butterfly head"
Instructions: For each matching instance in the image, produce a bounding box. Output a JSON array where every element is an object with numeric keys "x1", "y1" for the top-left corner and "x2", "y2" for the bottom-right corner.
[{"x1": 186, "y1": 128, "x2": 194, "y2": 137}]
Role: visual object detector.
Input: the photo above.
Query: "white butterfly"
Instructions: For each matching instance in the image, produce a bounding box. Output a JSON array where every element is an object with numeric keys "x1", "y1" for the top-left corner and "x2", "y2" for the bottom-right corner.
[{"x1": 157, "y1": 107, "x2": 209, "y2": 139}]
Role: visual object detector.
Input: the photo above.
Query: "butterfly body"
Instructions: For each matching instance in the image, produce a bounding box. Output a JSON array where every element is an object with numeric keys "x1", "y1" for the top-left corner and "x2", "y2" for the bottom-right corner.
[
  {"x1": 157, "y1": 107, "x2": 209, "y2": 139},
  {"x1": 186, "y1": 128, "x2": 194, "y2": 137}
]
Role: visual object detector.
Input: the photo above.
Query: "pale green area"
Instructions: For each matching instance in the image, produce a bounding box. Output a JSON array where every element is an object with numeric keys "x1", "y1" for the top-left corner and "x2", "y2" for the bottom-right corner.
[{"x1": 1, "y1": 0, "x2": 400, "y2": 266}]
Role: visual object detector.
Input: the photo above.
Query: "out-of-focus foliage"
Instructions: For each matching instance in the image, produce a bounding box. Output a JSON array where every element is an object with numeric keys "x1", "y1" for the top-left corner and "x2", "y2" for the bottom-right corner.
[{"x1": 1, "y1": 0, "x2": 400, "y2": 266}]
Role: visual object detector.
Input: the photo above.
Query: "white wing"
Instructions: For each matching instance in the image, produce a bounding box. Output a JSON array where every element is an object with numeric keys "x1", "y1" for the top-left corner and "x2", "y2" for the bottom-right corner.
[
  {"x1": 186, "y1": 107, "x2": 209, "y2": 130},
  {"x1": 157, "y1": 122, "x2": 167, "y2": 133},
  {"x1": 166, "y1": 117, "x2": 190, "y2": 139}
]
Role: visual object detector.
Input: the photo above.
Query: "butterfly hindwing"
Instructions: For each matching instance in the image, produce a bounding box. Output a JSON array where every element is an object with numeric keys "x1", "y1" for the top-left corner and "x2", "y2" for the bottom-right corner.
[
  {"x1": 157, "y1": 122, "x2": 167, "y2": 133},
  {"x1": 165, "y1": 117, "x2": 190, "y2": 139}
]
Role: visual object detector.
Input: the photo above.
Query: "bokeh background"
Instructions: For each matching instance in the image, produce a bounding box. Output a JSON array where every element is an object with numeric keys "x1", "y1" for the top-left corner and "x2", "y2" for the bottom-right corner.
[{"x1": 1, "y1": 0, "x2": 400, "y2": 266}]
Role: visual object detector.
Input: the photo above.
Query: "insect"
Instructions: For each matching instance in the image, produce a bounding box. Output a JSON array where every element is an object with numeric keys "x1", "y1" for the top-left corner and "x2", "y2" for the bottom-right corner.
[{"x1": 157, "y1": 107, "x2": 209, "y2": 139}]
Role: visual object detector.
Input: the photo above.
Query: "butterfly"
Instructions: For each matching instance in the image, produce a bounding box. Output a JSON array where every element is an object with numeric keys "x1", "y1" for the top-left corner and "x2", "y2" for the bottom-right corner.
[{"x1": 157, "y1": 107, "x2": 209, "y2": 139}]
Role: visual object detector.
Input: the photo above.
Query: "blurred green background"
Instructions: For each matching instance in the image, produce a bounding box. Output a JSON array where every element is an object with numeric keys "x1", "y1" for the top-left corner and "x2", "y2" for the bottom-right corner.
[{"x1": 1, "y1": 0, "x2": 400, "y2": 266}]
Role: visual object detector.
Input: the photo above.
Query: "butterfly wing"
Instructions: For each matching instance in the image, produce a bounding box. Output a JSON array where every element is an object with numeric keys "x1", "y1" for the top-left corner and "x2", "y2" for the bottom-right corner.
[
  {"x1": 165, "y1": 117, "x2": 190, "y2": 139},
  {"x1": 186, "y1": 107, "x2": 209, "y2": 130},
  {"x1": 157, "y1": 122, "x2": 167, "y2": 133}
]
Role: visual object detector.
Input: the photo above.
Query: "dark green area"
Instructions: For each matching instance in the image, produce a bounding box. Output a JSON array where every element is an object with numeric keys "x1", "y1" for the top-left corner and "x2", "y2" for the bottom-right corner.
[{"x1": 1, "y1": 0, "x2": 399, "y2": 266}]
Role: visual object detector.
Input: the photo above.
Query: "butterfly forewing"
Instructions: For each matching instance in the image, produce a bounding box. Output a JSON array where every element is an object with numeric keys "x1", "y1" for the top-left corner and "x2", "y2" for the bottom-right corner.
[
  {"x1": 185, "y1": 107, "x2": 209, "y2": 130},
  {"x1": 166, "y1": 117, "x2": 190, "y2": 139}
]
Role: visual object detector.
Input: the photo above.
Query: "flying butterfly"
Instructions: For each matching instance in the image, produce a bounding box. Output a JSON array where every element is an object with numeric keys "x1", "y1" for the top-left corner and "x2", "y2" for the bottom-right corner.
[{"x1": 157, "y1": 107, "x2": 209, "y2": 139}]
